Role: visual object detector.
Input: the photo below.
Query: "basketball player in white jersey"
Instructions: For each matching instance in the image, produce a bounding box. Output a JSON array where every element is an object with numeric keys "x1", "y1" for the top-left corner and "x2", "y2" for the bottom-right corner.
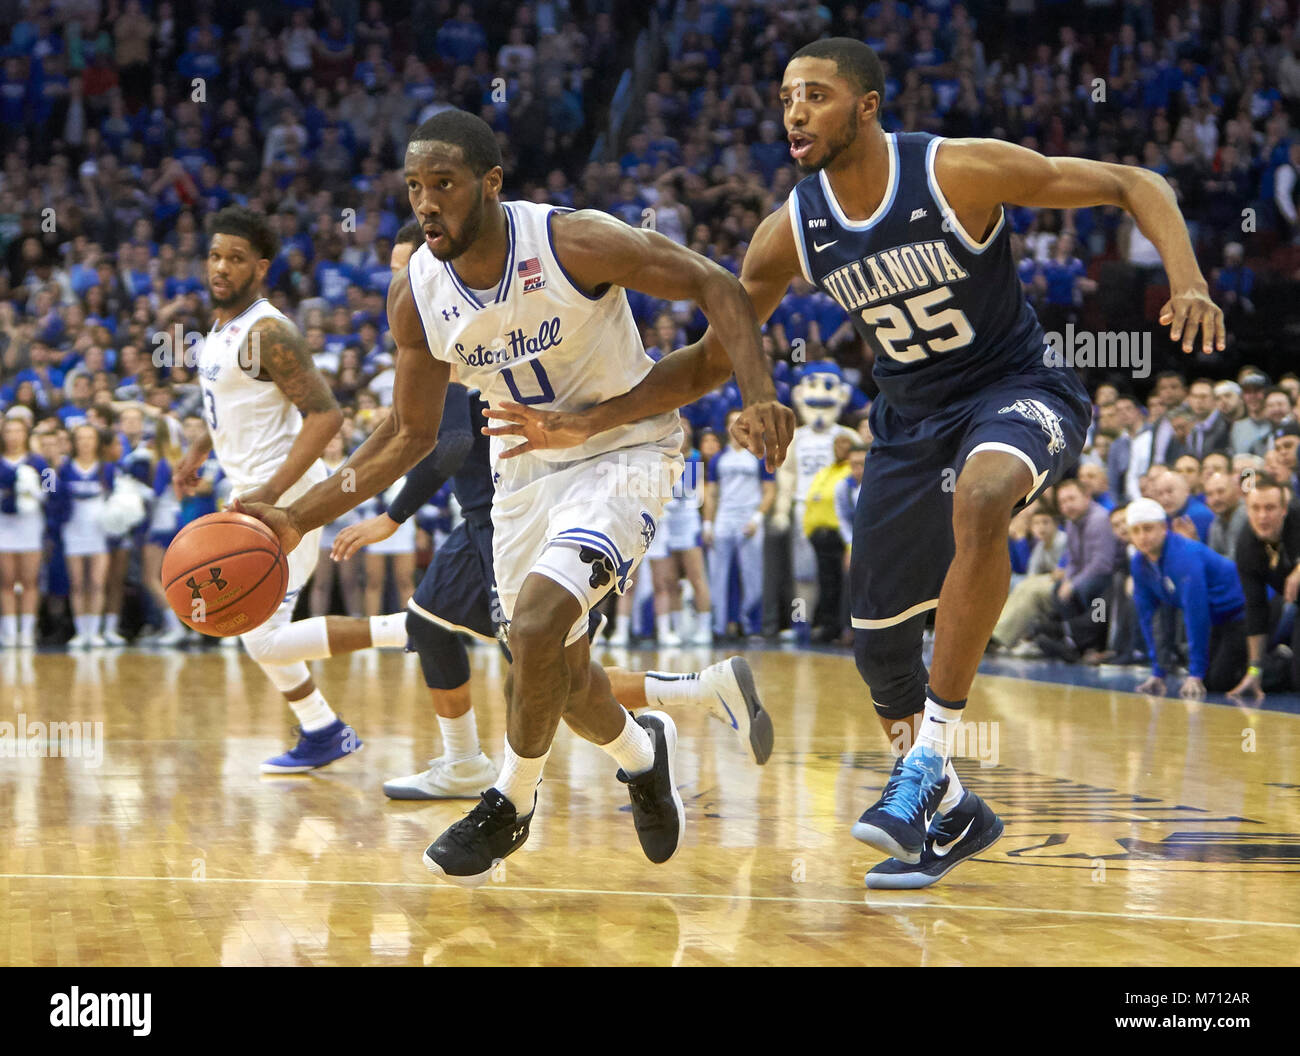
[
  {"x1": 238, "y1": 111, "x2": 792, "y2": 885},
  {"x1": 174, "y1": 206, "x2": 409, "y2": 773}
]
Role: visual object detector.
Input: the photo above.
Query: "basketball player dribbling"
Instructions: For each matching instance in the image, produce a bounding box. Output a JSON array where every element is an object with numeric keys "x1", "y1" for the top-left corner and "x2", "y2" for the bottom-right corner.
[
  {"x1": 176, "y1": 206, "x2": 411, "y2": 774},
  {"x1": 322, "y1": 222, "x2": 774, "y2": 802},
  {"x1": 238, "y1": 111, "x2": 793, "y2": 885},
  {"x1": 482, "y1": 39, "x2": 1226, "y2": 889}
]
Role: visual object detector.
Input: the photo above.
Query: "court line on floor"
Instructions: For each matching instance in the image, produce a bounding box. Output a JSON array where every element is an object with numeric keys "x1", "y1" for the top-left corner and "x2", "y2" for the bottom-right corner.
[{"x1": 2, "y1": 871, "x2": 1297, "y2": 931}]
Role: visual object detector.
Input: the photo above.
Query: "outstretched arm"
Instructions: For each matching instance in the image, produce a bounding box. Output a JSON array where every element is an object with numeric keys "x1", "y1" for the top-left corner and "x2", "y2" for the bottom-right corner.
[
  {"x1": 935, "y1": 139, "x2": 1225, "y2": 355},
  {"x1": 486, "y1": 205, "x2": 802, "y2": 467}
]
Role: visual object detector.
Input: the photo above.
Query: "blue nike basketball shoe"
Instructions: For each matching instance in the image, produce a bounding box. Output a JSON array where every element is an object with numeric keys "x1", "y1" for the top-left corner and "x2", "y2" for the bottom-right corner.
[
  {"x1": 851, "y1": 749, "x2": 948, "y2": 863},
  {"x1": 865, "y1": 790, "x2": 1004, "y2": 889},
  {"x1": 261, "y1": 719, "x2": 363, "y2": 773}
]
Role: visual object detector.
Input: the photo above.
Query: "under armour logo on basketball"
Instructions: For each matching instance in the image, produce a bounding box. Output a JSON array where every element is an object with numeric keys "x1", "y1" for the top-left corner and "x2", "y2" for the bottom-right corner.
[
  {"x1": 578, "y1": 546, "x2": 614, "y2": 589},
  {"x1": 442, "y1": 306, "x2": 460, "y2": 320},
  {"x1": 186, "y1": 567, "x2": 227, "y2": 598}
]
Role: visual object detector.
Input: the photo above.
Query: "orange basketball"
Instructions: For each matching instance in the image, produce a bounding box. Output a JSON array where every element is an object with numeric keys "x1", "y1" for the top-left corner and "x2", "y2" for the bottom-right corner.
[{"x1": 161, "y1": 512, "x2": 289, "y2": 637}]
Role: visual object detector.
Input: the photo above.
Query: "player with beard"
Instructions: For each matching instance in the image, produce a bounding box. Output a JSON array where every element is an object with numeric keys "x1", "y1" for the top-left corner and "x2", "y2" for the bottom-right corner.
[
  {"x1": 237, "y1": 111, "x2": 792, "y2": 885},
  {"x1": 175, "y1": 206, "x2": 411, "y2": 773},
  {"x1": 481, "y1": 38, "x2": 1225, "y2": 888}
]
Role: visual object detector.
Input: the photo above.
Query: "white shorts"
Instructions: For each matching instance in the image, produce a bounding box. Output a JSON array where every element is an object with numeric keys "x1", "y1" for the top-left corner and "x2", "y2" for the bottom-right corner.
[
  {"x1": 367, "y1": 516, "x2": 416, "y2": 555},
  {"x1": 493, "y1": 440, "x2": 684, "y2": 646},
  {"x1": 0, "y1": 511, "x2": 44, "y2": 553}
]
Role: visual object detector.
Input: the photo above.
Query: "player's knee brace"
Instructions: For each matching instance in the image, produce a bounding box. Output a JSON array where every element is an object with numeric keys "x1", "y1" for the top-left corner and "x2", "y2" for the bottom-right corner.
[
  {"x1": 405, "y1": 609, "x2": 471, "y2": 691},
  {"x1": 854, "y1": 618, "x2": 929, "y2": 720},
  {"x1": 238, "y1": 617, "x2": 330, "y2": 668}
]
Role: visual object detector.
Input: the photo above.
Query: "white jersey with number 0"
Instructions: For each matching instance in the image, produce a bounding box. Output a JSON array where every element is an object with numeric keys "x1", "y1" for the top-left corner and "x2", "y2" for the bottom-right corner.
[
  {"x1": 197, "y1": 297, "x2": 323, "y2": 495},
  {"x1": 406, "y1": 200, "x2": 680, "y2": 464}
]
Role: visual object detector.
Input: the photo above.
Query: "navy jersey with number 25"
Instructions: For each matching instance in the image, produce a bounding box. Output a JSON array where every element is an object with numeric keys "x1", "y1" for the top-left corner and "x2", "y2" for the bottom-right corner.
[{"x1": 788, "y1": 132, "x2": 1050, "y2": 420}]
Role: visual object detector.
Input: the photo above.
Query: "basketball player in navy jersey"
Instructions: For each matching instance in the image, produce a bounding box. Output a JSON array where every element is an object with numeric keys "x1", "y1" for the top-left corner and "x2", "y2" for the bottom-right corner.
[
  {"x1": 238, "y1": 111, "x2": 792, "y2": 886},
  {"x1": 485, "y1": 38, "x2": 1225, "y2": 888}
]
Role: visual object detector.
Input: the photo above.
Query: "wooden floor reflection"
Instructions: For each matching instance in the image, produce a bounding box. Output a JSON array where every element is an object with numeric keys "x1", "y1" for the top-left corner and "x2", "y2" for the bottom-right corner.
[{"x1": 2, "y1": 644, "x2": 1298, "y2": 966}]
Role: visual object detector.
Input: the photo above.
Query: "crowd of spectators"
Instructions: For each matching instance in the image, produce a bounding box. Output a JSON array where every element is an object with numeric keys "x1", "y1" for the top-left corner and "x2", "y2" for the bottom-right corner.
[{"x1": 2, "y1": 1, "x2": 1300, "y2": 695}]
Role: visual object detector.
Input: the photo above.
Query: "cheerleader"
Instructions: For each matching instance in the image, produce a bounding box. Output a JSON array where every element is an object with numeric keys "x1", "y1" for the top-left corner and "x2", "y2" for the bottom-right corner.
[
  {"x1": 355, "y1": 474, "x2": 417, "y2": 617},
  {"x1": 310, "y1": 432, "x2": 364, "y2": 618},
  {"x1": 140, "y1": 421, "x2": 187, "y2": 646},
  {"x1": 54, "y1": 424, "x2": 115, "y2": 647},
  {"x1": 0, "y1": 415, "x2": 51, "y2": 648},
  {"x1": 647, "y1": 418, "x2": 713, "y2": 646}
]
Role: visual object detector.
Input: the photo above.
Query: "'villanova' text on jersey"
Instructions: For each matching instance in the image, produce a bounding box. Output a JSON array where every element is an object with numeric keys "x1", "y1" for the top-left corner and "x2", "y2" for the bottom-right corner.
[{"x1": 789, "y1": 132, "x2": 1049, "y2": 419}]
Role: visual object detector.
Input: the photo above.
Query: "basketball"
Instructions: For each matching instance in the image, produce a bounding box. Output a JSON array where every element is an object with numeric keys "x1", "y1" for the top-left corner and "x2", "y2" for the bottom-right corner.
[{"x1": 161, "y1": 512, "x2": 288, "y2": 637}]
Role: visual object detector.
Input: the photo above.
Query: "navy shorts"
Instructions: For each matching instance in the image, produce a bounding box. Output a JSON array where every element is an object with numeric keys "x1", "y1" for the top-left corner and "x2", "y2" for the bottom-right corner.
[
  {"x1": 408, "y1": 517, "x2": 500, "y2": 642},
  {"x1": 850, "y1": 367, "x2": 1089, "y2": 630},
  {"x1": 406, "y1": 516, "x2": 604, "y2": 650}
]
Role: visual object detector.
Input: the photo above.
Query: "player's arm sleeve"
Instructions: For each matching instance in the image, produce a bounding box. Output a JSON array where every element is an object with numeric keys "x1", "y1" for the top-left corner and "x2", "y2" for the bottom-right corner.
[
  {"x1": 384, "y1": 382, "x2": 473, "y2": 524},
  {"x1": 1131, "y1": 562, "x2": 1164, "y2": 678}
]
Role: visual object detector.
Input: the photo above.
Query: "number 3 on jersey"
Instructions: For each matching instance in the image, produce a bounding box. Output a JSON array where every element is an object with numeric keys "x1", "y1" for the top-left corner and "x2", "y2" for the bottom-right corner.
[
  {"x1": 502, "y1": 358, "x2": 555, "y2": 406},
  {"x1": 203, "y1": 388, "x2": 218, "y2": 429},
  {"x1": 860, "y1": 285, "x2": 974, "y2": 364}
]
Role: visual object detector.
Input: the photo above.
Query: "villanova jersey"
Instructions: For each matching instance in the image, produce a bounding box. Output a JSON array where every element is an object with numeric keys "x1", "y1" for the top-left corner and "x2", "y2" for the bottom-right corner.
[
  {"x1": 406, "y1": 200, "x2": 680, "y2": 464},
  {"x1": 197, "y1": 298, "x2": 325, "y2": 494},
  {"x1": 789, "y1": 132, "x2": 1049, "y2": 420},
  {"x1": 453, "y1": 392, "x2": 495, "y2": 524}
]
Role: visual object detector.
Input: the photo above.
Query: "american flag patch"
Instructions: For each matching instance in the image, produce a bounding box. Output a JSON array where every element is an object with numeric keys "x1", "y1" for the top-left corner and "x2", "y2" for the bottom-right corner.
[{"x1": 518, "y1": 256, "x2": 546, "y2": 293}]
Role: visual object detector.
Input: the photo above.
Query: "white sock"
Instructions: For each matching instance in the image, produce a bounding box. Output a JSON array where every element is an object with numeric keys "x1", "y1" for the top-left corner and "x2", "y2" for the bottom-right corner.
[
  {"x1": 656, "y1": 613, "x2": 674, "y2": 639},
  {"x1": 599, "y1": 710, "x2": 656, "y2": 776},
  {"x1": 370, "y1": 612, "x2": 408, "y2": 648},
  {"x1": 437, "y1": 710, "x2": 480, "y2": 761},
  {"x1": 940, "y1": 758, "x2": 965, "y2": 814},
  {"x1": 75, "y1": 614, "x2": 91, "y2": 638},
  {"x1": 103, "y1": 613, "x2": 119, "y2": 635},
  {"x1": 289, "y1": 689, "x2": 337, "y2": 732},
  {"x1": 643, "y1": 670, "x2": 704, "y2": 709},
  {"x1": 86, "y1": 612, "x2": 101, "y2": 637},
  {"x1": 495, "y1": 740, "x2": 549, "y2": 813},
  {"x1": 673, "y1": 608, "x2": 685, "y2": 632},
  {"x1": 1, "y1": 614, "x2": 15, "y2": 639},
  {"x1": 914, "y1": 691, "x2": 964, "y2": 759},
  {"x1": 163, "y1": 607, "x2": 183, "y2": 631},
  {"x1": 19, "y1": 614, "x2": 35, "y2": 638}
]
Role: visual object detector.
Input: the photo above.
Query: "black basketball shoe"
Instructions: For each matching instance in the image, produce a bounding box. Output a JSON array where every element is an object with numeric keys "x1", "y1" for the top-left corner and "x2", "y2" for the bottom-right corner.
[
  {"x1": 865, "y1": 790, "x2": 1004, "y2": 889},
  {"x1": 423, "y1": 786, "x2": 534, "y2": 887},
  {"x1": 616, "y1": 711, "x2": 685, "y2": 864}
]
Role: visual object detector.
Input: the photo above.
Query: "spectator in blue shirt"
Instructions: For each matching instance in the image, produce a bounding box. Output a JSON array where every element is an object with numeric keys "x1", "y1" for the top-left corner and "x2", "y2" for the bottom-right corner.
[
  {"x1": 1126, "y1": 498, "x2": 1247, "y2": 698},
  {"x1": 436, "y1": 4, "x2": 488, "y2": 67},
  {"x1": 1153, "y1": 465, "x2": 1214, "y2": 543}
]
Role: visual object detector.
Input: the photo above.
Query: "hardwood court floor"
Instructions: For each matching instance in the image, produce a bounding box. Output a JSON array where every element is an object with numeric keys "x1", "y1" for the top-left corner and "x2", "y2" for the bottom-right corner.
[{"x1": 2, "y1": 644, "x2": 1298, "y2": 966}]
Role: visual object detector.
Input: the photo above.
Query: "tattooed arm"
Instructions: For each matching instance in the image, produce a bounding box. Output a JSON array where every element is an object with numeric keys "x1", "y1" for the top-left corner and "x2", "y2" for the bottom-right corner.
[{"x1": 240, "y1": 316, "x2": 343, "y2": 504}]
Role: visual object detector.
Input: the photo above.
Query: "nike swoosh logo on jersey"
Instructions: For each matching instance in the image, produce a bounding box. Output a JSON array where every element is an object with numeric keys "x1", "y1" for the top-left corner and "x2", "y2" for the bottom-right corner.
[
  {"x1": 813, "y1": 240, "x2": 839, "y2": 252},
  {"x1": 932, "y1": 818, "x2": 975, "y2": 857},
  {"x1": 715, "y1": 693, "x2": 740, "y2": 730}
]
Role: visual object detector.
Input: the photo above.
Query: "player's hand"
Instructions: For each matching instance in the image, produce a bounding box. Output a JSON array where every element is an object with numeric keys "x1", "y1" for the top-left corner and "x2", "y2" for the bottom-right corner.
[
  {"x1": 1056, "y1": 579, "x2": 1074, "y2": 601},
  {"x1": 1227, "y1": 670, "x2": 1264, "y2": 703},
  {"x1": 1284, "y1": 567, "x2": 1300, "y2": 605},
  {"x1": 230, "y1": 498, "x2": 302, "y2": 555},
  {"x1": 235, "y1": 484, "x2": 281, "y2": 507},
  {"x1": 1136, "y1": 675, "x2": 1166, "y2": 696},
  {"x1": 172, "y1": 449, "x2": 205, "y2": 497},
  {"x1": 1159, "y1": 284, "x2": 1226, "y2": 356},
  {"x1": 482, "y1": 401, "x2": 591, "y2": 458},
  {"x1": 331, "y1": 513, "x2": 399, "y2": 561},
  {"x1": 1179, "y1": 676, "x2": 1206, "y2": 701},
  {"x1": 1172, "y1": 515, "x2": 1198, "y2": 540},
  {"x1": 730, "y1": 400, "x2": 795, "y2": 472}
]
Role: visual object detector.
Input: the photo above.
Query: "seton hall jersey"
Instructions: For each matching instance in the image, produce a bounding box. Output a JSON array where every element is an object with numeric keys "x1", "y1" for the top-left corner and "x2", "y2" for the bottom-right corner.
[
  {"x1": 406, "y1": 200, "x2": 680, "y2": 464},
  {"x1": 197, "y1": 298, "x2": 320, "y2": 494},
  {"x1": 789, "y1": 132, "x2": 1048, "y2": 420}
]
